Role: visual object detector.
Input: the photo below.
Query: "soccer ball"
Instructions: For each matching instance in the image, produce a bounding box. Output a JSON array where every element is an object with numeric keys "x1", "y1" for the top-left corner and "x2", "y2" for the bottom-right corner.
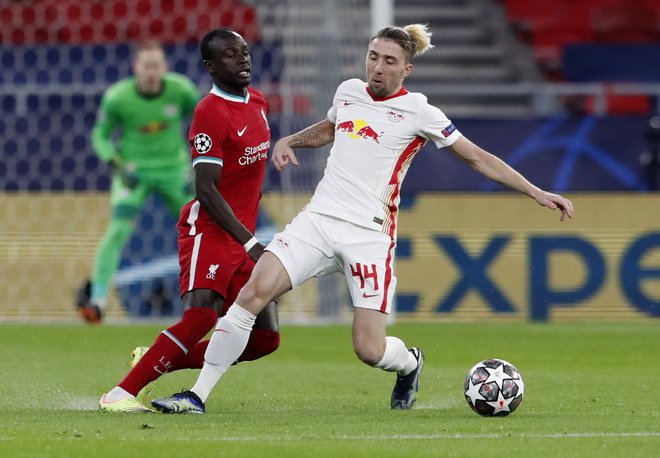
[{"x1": 464, "y1": 358, "x2": 524, "y2": 417}]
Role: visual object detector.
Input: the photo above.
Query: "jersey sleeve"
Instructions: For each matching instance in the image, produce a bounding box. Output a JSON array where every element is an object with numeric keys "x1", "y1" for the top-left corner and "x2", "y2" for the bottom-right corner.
[
  {"x1": 416, "y1": 102, "x2": 462, "y2": 148},
  {"x1": 326, "y1": 82, "x2": 345, "y2": 124},
  {"x1": 91, "y1": 89, "x2": 119, "y2": 162},
  {"x1": 188, "y1": 102, "x2": 227, "y2": 168}
]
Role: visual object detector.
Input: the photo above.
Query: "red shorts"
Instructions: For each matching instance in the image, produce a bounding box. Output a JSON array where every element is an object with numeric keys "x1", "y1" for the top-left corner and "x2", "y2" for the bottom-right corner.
[{"x1": 178, "y1": 225, "x2": 254, "y2": 315}]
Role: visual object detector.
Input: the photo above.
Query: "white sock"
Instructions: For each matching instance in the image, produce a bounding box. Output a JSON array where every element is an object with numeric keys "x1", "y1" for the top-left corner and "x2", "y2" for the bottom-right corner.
[
  {"x1": 90, "y1": 298, "x2": 107, "y2": 311},
  {"x1": 104, "y1": 386, "x2": 133, "y2": 402},
  {"x1": 375, "y1": 336, "x2": 418, "y2": 376},
  {"x1": 191, "y1": 304, "x2": 256, "y2": 403}
]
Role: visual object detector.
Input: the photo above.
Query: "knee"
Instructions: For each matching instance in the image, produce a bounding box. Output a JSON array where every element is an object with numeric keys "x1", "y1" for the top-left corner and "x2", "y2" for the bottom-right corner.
[
  {"x1": 237, "y1": 278, "x2": 272, "y2": 308},
  {"x1": 182, "y1": 290, "x2": 224, "y2": 316},
  {"x1": 237, "y1": 281, "x2": 258, "y2": 304},
  {"x1": 237, "y1": 253, "x2": 291, "y2": 310},
  {"x1": 354, "y1": 342, "x2": 385, "y2": 367},
  {"x1": 182, "y1": 306, "x2": 218, "y2": 329}
]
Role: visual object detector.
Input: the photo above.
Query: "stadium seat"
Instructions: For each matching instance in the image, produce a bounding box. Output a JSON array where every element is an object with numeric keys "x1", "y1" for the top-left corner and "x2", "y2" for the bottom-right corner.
[
  {"x1": 37, "y1": 116, "x2": 51, "y2": 132},
  {"x1": 39, "y1": 158, "x2": 53, "y2": 175},
  {"x1": 22, "y1": 49, "x2": 38, "y2": 66},
  {"x1": 2, "y1": 95, "x2": 16, "y2": 112},
  {"x1": 49, "y1": 138, "x2": 63, "y2": 154},
  {"x1": 531, "y1": 18, "x2": 595, "y2": 75},
  {"x1": 505, "y1": 0, "x2": 572, "y2": 31},
  {"x1": 46, "y1": 48, "x2": 59, "y2": 65},
  {"x1": 592, "y1": 6, "x2": 658, "y2": 43},
  {"x1": 47, "y1": 95, "x2": 63, "y2": 111},
  {"x1": 27, "y1": 96, "x2": 40, "y2": 111},
  {"x1": 71, "y1": 94, "x2": 86, "y2": 109},
  {"x1": 59, "y1": 69, "x2": 73, "y2": 84},
  {"x1": 503, "y1": 0, "x2": 660, "y2": 81},
  {"x1": 15, "y1": 118, "x2": 29, "y2": 135},
  {"x1": 1, "y1": 0, "x2": 261, "y2": 44},
  {"x1": 104, "y1": 66, "x2": 120, "y2": 82},
  {"x1": 563, "y1": 44, "x2": 660, "y2": 83},
  {"x1": 36, "y1": 70, "x2": 50, "y2": 84},
  {"x1": 4, "y1": 138, "x2": 17, "y2": 156}
]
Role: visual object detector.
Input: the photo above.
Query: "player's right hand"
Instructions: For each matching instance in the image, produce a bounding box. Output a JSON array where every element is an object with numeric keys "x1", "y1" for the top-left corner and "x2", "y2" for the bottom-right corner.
[
  {"x1": 271, "y1": 138, "x2": 299, "y2": 171},
  {"x1": 118, "y1": 169, "x2": 139, "y2": 189},
  {"x1": 109, "y1": 158, "x2": 139, "y2": 189}
]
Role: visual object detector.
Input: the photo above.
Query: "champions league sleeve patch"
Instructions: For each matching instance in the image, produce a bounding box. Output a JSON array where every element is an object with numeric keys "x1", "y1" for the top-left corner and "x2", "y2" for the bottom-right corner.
[
  {"x1": 193, "y1": 133, "x2": 212, "y2": 154},
  {"x1": 441, "y1": 124, "x2": 456, "y2": 138}
]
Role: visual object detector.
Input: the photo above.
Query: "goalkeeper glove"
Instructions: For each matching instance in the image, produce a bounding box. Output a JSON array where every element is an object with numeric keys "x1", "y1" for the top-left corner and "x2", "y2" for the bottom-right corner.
[{"x1": 108, "y1": 158, "x2": 139, "y2": 189}]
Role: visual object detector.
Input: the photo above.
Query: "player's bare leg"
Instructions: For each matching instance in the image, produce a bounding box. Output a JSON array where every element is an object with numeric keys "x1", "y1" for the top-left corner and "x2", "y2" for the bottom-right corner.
[{"x1": 352, "y1": 307, "x2": 424, "y2": 410}]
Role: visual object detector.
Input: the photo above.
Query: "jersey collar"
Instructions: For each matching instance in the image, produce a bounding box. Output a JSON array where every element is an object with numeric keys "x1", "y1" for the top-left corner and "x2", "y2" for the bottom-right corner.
[
  {"x1": 366, "y1": 85, "x2": 408, "y2": 102},
  {"x1": 210, "y1": 84, "x2": 250, "y2": 104}
]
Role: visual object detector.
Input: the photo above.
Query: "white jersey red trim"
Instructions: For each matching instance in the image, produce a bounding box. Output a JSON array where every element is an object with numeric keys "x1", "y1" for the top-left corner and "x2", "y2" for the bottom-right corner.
[{"x1": 305, "y1": 78, "x2": 462, "y2": 239}]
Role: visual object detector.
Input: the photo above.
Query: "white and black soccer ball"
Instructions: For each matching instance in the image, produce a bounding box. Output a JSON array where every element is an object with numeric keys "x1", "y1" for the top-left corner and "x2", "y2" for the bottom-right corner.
[{"x1": 464, "y1": 358, "x2": 524, "y2": 417}]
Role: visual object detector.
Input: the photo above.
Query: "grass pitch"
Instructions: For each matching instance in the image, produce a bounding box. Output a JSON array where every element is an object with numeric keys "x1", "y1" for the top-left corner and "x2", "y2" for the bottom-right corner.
[{"x1": 0, "y1": 321, "x2": 658, "y2": 457}]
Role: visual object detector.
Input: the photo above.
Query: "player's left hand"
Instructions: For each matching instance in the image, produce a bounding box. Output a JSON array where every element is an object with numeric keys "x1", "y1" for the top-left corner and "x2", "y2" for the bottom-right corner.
[{"x1": 537, "y1": 192, "x2": 574, "y2": 222}]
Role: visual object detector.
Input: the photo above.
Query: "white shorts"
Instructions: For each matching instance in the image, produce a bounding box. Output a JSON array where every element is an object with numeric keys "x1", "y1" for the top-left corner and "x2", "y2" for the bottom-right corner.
[{"x1": 266, "y1": 210, "x2": 397, "y2": 314}]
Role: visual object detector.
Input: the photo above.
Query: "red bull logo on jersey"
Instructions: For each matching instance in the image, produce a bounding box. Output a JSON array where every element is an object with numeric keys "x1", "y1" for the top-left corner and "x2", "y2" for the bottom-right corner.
[
  {"x1": 387, "y1": 110, "x2": 405, "y2": 123},
  {"x1": 140, "y1": 120, "x2": 170, "y2": 134},
  {"x1": 336, "y1": 119, "x2": 383, "y2": 144},
  {"x1": 336, "y1": 120, "x2": 354, "y2": 132}
]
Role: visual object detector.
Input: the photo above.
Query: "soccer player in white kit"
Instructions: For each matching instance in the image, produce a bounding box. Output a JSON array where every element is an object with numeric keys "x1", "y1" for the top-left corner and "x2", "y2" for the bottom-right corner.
[{"x1": 152, "y1": 24, "x2": 574, "y2": 413}]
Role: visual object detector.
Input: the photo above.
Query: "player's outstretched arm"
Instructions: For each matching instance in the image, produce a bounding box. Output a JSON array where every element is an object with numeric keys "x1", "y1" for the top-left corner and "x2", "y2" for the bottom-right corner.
[
  {"x1": 448, "y1": 136, "x2": 574, "y2": 222},
  {"x1": 271, "y1": 119, "x2": 335, "y2": 171}
]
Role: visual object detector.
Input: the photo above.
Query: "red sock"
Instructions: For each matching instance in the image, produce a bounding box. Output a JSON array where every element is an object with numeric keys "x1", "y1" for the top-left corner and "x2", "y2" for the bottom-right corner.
[
  {"x1": 172, "y1": 329, "x2": 280, "y2": 370},
  {"x1": 118, "y1": 307, "x2": 217, "y2": 396},
  {"x1": 170, "y1": 339, "x2": 208, "y2": 370},
  {"x1": 238, "y1": 329, "x2": 280, "y2": 362}
]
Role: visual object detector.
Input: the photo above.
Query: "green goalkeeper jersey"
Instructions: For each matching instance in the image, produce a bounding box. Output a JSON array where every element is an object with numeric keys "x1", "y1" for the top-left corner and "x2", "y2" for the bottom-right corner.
[{"x1": 92, "y1": 72, "x2": 200, "y2": 170}]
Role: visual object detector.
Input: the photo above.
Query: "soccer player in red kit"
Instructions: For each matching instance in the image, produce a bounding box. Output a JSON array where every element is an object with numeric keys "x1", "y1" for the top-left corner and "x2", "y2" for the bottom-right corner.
[{"x1": 99, "y1": 28, "x2": 279, "y2": 413}]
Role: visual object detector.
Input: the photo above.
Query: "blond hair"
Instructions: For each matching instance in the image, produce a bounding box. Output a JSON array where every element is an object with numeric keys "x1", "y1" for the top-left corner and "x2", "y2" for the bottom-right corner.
[
  {"x1": 136, "y1": 39, "x2": 164, "y2": 54},
  {"x1": 371, "y1": 24, "x2": 434, "y2": 62}
]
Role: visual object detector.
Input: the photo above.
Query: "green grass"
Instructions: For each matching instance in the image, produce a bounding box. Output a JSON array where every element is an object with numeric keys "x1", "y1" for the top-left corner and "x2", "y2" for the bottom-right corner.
[{"x1": 0, "y1": 321, "x2": 658, "y2": 457}]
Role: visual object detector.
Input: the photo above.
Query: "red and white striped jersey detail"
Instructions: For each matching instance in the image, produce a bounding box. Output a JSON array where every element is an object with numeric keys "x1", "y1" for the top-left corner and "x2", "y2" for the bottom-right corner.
[
  {"x1": 380, "y1": 237, "x2": 397, "y2": 313},
  {"x1": 306, "y1": 78, "x2": 461, "y2": 236},
  {"x1": 382, "y1": 135, "x2": 427, "y2": 238}
]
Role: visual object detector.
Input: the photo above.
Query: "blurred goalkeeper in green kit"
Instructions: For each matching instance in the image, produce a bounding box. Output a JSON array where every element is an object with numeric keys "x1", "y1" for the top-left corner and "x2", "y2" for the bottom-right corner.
[{"x1": 77, "y1": 40, "x2": 200, "y2": 324}]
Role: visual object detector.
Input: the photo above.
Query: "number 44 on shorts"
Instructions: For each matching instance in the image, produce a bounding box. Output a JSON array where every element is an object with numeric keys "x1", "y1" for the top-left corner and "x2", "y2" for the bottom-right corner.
[{"x1": 350, "y1": 262, "x2": 379, "y2": 295}]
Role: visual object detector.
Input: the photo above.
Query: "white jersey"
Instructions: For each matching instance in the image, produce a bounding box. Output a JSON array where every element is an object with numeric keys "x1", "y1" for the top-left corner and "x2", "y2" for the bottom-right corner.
[{"x1": 305, "y1": 78, "x2": 462, "y2": 239}]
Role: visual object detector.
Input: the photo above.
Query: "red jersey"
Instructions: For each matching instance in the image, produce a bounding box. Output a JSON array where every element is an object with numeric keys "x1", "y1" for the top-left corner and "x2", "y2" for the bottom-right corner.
[{"x1": 180, "y1": 85, "x2": 270, "y2": 236}]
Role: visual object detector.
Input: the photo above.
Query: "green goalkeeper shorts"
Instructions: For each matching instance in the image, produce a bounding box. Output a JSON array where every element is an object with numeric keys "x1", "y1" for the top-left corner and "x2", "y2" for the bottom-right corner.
[{"x1": 110, "y1": 166, "x2": 193, "y2": 220}]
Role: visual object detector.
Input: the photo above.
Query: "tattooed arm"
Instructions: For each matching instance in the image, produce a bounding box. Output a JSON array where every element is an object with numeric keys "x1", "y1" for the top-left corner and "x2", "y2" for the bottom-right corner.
[{"x1": 271, "y1": 119, "x2": 335, "y2": 171}]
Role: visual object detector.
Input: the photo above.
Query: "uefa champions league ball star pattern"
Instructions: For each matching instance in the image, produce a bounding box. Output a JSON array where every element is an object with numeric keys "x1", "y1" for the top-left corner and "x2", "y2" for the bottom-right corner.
[
  {"x1": 464, "y1": 358, "x2": 524, "y2": 417},
  {"x1": 194, "y1": 133, "x2": 212, "y2": 154}
]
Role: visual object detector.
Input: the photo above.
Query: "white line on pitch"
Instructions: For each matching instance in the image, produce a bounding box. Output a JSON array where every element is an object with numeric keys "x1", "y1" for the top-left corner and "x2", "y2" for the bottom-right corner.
[{"x1": 174, "y1": 432, "x2": 660, "y2": 442}]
